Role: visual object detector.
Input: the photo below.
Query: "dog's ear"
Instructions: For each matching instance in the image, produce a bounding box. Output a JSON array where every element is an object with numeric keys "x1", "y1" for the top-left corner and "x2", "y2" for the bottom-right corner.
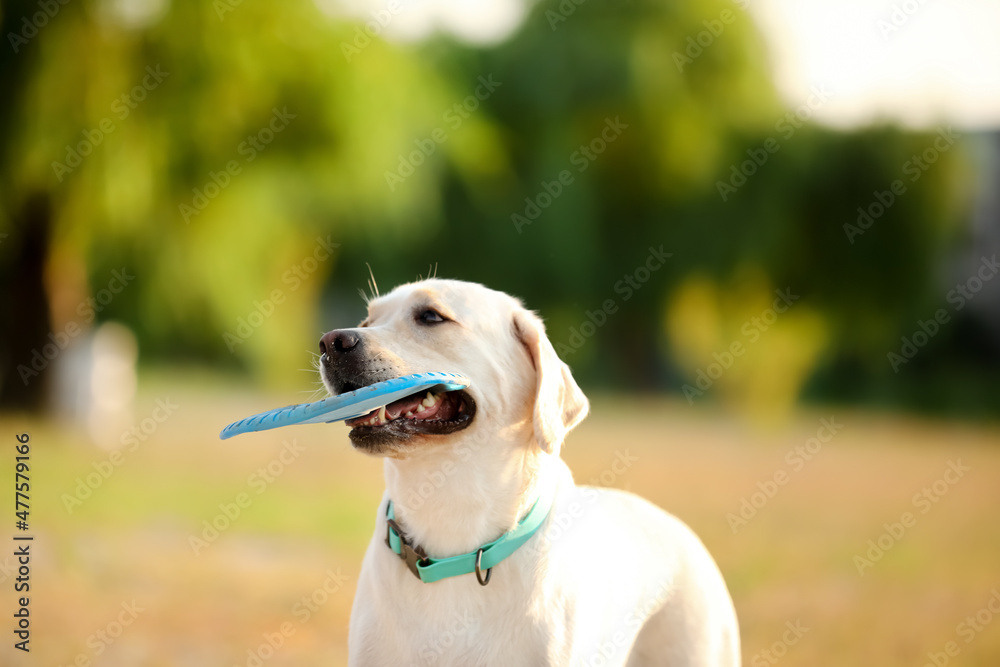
[{"x1": 513, "y1": 309, "x2": 589, "y2": 454}]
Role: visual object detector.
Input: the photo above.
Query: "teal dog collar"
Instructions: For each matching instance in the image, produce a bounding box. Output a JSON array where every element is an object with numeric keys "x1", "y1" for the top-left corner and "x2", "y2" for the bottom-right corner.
[{"x1": 385, "y1": 491, "x2": 554, "y2": 586}]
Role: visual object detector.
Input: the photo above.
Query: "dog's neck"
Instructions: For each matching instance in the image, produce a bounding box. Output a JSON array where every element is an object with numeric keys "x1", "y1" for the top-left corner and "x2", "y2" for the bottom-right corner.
[{"x1": 383, "y1": 437, "x2": 558, "y2": 557}]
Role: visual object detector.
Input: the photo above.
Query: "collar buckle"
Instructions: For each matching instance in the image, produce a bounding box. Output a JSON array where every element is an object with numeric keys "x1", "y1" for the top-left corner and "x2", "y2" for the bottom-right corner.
[{"x1": 386, "y1": 518, "x2": 428, "y2": 581}]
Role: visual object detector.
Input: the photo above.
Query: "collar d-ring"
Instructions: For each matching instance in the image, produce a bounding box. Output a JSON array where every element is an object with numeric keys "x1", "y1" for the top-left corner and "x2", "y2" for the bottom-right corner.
[{"x1": 475, "y1": 548, "x2": 492, "y2": 586}]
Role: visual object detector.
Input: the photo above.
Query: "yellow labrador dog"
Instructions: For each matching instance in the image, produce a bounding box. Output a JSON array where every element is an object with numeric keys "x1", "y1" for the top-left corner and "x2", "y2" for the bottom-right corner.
[{"x1": 319, "y1": 279, "x2": 740, "y2": 666}]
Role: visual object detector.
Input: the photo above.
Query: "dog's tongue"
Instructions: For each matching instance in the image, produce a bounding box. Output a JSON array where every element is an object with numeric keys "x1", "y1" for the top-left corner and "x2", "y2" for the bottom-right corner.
[
  {"x1": 385, "y1": 393, "x2": 426, "y2": 419},
  {"x1": 345, "y1": 390, "x2": 460, "y2": 426}
]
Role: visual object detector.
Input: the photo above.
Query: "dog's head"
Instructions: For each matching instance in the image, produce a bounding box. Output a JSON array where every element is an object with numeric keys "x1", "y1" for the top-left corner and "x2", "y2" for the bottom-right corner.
[{"x1": 319, "y1": 279, "x2": 588, "y2": 457}]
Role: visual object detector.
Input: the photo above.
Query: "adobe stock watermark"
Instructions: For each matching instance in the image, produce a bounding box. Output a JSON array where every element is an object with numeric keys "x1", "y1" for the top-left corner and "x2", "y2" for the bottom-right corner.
[
  {"x1": 727, "y1": 417, "x2": 843, "y2": 534},
  {"x1": 8, "y1": 0, "x2": 71, "y2": 54},
  {"x1": 235, "y1": 568, "x2": 349, "y2": 667},
  {"x1": 887, "y1": 254, "x2": 998, "y2": 372},
  {"x1": 528, "y1": 449, "x2": 639, "y2": 557},
  {"x1": 222, "y1": 235, "x2": 339, "y2": 352},
  {"x1": 214, "y1": 0, "x2": 240, "y2": 19},
  {"x1": 673, "y1": 0, "x2": 750, "y2": 72},
  {"x1": 179, "y1": 107, "x2": 296, "y2": 223},
  {"x1": 681, "y1": 288, "x2": 800, "y2": 403},
  {"x1": 56, "y1": 600, "x2": 144, "y2": 667},
  {"x1": 410, "y1": 610, "x2": 478, "y2": 665},
  {"x1": 581, "y1": 578, "x2": 673, "y2": 667},
  {"x1": 388, "y1": 327, "x2": 631, "y2": 513},
  {"x1": 384, "y1": 75, "x2": 502, "y2": 191},
  {"x1": 554, "y1": 245, "x2": 670, "y2": 357},
  {"x1": 213, "y1": 0, "x2": 250, "y2": 20},
  {"x1": 17, "y1": 267, "x2": 135, "y2": 386},
  {"x1": 544, "y1": 0, "x2": 588, "y2": 30},
  {"x1": 397, "y1": 410, "x2": 506, "y2": 512},
  {"x1": 716, "y1": 84, "x2": 833, "y2": 202},
  {"x1": 877, "y1": 0, "x2": 933, "y2": 41},
  {"x1": 51, "y1": 65, "x2": 169, "y2": 182},
  {"x1": 339, "y1": 0, "x2": 404, "y2": 62},
  {"x1": 0, "y1": 554, "x2": 21, "y2": 585},
  {"x1": 853, "y1": 459, "x2": 970, "y2": 576},
  {"x1": 512, "y1": 116, "x2": 628, "y2": 234},
  {"x1": 843, "y1": 127, "x2": 959, "y2": 244},
  {"x1": 61, "y1": 398, "x2": 180, "y2": 514},
  {"x1": 921, "y1": 588, "x2": 1000, "y2": 667},
  {"x1": 749, "y1": 620, "x2": 810, "y2": 667},
  {"x1": 189, "y1": 439, "x2": 307, "y2": 555}
]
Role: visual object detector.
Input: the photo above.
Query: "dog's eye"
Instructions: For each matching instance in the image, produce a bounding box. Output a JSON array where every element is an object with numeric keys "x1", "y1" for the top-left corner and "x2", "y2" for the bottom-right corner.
[{"x1": 416, "y1": 309, "x2": 446, "y2": 325}]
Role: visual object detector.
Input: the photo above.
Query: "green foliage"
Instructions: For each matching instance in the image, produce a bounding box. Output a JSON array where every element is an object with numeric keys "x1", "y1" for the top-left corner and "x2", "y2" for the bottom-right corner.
[{"x1": 1, "y1": 0, "x2": 989, "y2": 414}]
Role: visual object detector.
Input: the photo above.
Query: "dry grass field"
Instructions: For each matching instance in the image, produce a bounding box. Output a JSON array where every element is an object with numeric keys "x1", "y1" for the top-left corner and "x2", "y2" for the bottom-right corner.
[{"x1": 2, "y1": 372, "x2": 999, "y2": 666}]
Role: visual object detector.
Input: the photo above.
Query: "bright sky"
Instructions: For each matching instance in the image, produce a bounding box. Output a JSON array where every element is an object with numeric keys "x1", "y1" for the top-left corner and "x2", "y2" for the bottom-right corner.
[
  {"x1": 323, "y1": 0, "x2": 1000, "y2": 130},
  {"x1": 749, "y1": 0, "x2": 1000, "y2": 130},
  {"x1": 317, "y1": 0, "x2": 527, "y2": 44}
]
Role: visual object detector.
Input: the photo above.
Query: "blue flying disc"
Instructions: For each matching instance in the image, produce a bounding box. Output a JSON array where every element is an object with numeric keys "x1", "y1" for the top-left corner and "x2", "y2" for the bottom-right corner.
[{"x1": 220, "y1": 371, "x2": 470, "y2": 440}]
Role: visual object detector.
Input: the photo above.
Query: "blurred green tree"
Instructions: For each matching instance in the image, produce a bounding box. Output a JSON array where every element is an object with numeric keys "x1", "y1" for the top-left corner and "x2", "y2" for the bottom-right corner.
[{"x1": 0, "y1": 0, "x2": 986, "y2": 416}]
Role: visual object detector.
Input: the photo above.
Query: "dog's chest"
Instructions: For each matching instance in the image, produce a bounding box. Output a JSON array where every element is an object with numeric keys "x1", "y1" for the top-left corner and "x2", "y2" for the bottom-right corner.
[{"x1": 355, "y1": 572, "x2": 556, "y2": 666}]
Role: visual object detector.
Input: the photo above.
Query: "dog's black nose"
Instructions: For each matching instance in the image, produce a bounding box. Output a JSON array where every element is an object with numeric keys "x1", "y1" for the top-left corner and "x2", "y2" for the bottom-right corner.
[{"x1": 320, "y1": 329, "x2": 361, "y2": 357}]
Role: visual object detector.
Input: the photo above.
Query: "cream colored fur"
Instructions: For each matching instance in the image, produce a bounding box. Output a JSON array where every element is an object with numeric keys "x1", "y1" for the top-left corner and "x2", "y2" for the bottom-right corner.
[{"x1": 328, "y1": 279, "x2": 740, "y2": 667}]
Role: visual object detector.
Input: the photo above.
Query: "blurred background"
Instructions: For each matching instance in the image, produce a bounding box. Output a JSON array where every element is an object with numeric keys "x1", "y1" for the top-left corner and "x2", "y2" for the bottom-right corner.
[{"x1": 1, "y1": 0, "x2": 998, "y2": 665}]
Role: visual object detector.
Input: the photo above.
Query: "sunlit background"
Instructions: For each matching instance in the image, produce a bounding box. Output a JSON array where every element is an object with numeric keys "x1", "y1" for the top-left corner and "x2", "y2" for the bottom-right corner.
[{"x1": 1, "y1": 0, "x2": 999, "y2": 665}]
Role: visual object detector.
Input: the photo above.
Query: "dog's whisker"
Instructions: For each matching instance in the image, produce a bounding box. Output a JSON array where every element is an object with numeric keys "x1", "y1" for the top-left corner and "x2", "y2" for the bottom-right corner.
[{"x1": 366, "y1": 262, "x2": 380, "y2": 299}]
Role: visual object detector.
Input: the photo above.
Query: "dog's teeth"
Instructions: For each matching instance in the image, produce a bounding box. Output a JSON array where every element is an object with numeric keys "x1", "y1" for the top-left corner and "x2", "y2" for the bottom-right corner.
[
  {"x1": 378, "y1": 406, "x2": 387, "y2": 424},
  {"x1": 422, "y1": 393, "x2": 437, "y2": 408},
  {"x1": 405, "y1": 411, "x2": 414, "y2": 418}
]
